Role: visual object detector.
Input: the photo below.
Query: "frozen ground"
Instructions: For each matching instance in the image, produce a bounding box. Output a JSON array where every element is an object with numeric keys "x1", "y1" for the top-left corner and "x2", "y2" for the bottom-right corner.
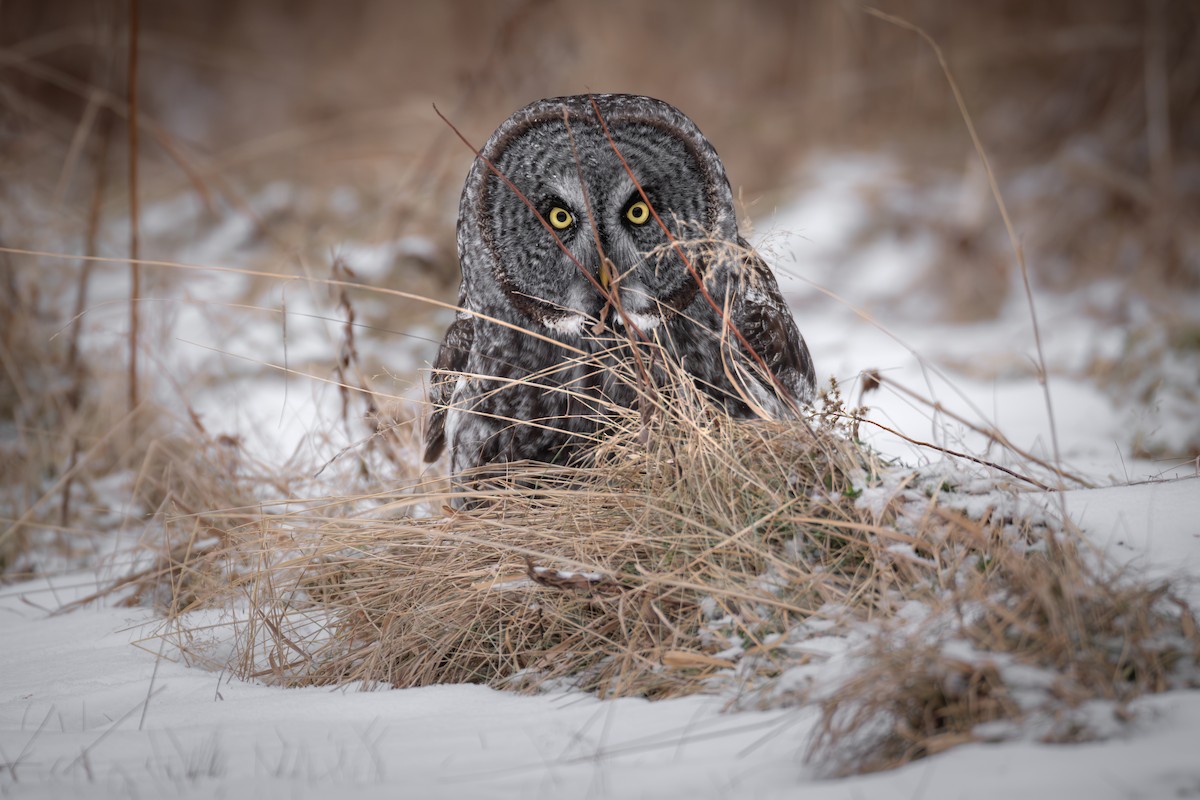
[
  {"x1": 3, "y1": 158, "x2": 1198, "y2": 797},
  {"x1": 4, "y1": 580, "x2": 1200, "y2": 800}
]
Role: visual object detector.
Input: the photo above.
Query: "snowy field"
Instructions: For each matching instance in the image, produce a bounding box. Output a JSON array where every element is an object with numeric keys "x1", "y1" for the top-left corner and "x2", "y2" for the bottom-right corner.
[{"x1": 3, "y1": 159, "x2": 1198, "y2": 798}]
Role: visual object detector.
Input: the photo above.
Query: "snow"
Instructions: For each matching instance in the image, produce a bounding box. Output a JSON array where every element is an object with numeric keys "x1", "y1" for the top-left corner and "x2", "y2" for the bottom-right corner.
[
  {"x1": 4, "y1": 576, "x2": 1200, "y2": 798},
  {"x1": 760, "y1": 156, "x2": 1197, "y2": 484},
  {"x1": 4, "y1": 158, "x2": 1199, "y2": 797},
  {"x1": 4, "y1": 569, "x2": 1200, "y2": 798},
  {"x1": 1062, "y1": 480, "x2": 1200, "y2": 585}
]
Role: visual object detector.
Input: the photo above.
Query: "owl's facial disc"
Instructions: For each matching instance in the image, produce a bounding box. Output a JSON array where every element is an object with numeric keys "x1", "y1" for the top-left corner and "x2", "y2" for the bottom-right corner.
[
  {"x1": 528, "y1": 183, "x2": 681, "y2": 332},
  {"x1": 479, "y1": 110, "x2": 721, "y2": 334}
]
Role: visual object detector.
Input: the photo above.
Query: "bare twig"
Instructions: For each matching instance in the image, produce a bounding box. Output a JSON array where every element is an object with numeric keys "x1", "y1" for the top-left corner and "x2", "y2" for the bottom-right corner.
[
  {"x1": 52, "y1": 89, "x2": 103, "y2": 209},
  {"x1": 867, "y1": 372, "x2": 1094, "y2": 488},
  {"x1": 847, "y1": 414, "x2": 1054, "y2": 492},
  {"x1": 62, "y1": 13, "x2": 120, "y2": 528},
  {"x1": 587, "y1": 95, "x2": 805, "y2": 419},
  {"x1": 559, "y1": 108, "x2": 658, "y2": 409},
  {"x1": 864, "y1": 7, "x2": 1066, "y2": 503},
  {"x1": 126, "y1": 0, "x2": 140, "y2": 417},
  {"x1": 1143, "y1": 0, "x2": 1177, "y2": 280}
]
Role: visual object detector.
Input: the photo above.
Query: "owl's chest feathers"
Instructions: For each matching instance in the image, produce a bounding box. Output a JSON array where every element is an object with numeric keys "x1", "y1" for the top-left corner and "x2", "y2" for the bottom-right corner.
[
  {"x1": 462, "y1": 326, "x2": 633, "y2": 407},
  {"x1": 457, "y1": 312, "x2": 711, "y2": 411},
  {"x1": 446, "y1": 330, "x2": 615, "y2": 469},
  {"x1": 447, "y1": 297, "x2": 741, "y2": 466}
]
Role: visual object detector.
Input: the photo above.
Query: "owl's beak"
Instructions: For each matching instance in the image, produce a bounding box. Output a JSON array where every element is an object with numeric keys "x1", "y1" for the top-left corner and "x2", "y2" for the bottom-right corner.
[{"x1": 598, "y1": 258, "x2": 613, "y2": 292}]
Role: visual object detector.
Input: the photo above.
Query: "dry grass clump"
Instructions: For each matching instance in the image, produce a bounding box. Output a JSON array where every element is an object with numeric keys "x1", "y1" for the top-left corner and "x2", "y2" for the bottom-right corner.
[
  {"x1": 86, "y1": 391, "x2": 430, "y2": 613},
  {"x1": 809, "y1": 640, "x2": 1020, "y2": 772},
  {"x1": 0, "y1": 245, "x2": 305, "y2": 584},
  {"x1": 808, "y1": 507, "x2": 1199, "y2": 774},
  {"x1": 0, "y1": 255, "x2": 170, "y2": 578},
  {"x1": 126, "y1": 358, "x2": 1199, "y2": 778},
  {"x1": 153, "y1": 377, "x2": 890, "y2": 696},
  {"x1": 1087, "y1": 313, "x2": 1200, "y2": 460}
]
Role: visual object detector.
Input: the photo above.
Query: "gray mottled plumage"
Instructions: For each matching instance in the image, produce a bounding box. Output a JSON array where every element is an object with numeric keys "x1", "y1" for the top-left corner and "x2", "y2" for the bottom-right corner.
[{"x1": 424, "y1": 94, "x2": 814, "y2": 482}]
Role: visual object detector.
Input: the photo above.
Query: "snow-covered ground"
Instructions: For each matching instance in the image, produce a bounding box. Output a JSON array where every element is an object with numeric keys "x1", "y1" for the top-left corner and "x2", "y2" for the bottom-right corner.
[
  {"x1": 3, "y1": 158, "x2": 1198, "y2": 797},
  {"x1": 4, "y1": 585, "x2": 1200, "y2": 799}
]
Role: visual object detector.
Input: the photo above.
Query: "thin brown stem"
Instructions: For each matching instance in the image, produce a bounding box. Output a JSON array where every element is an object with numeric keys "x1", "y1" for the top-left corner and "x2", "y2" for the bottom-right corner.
[
  {"x1": 586, "y1": 95, "x2": 804, "y2": 418},
  {"x1": 126, "y1": 0, "x2": 140, "y2": 417},
  {"x1": 849, "y1": 414, "x2": 1054, "y2": 492},
  {"x1": 62, "y1": 4, "x2": 121, "y2": 528},
  {"x1": 871, "y1": 372, "x2": 1094, "y2": 489},
  {"x1": 61, "y1": 84, "x2": 115, "y2": 529},
  {"x1": 864, "y1": 8, "x2": 1066, "y2": 504},
  {"x1": 1144, "y1": 0, "x2": 1177, "y2": 280}
]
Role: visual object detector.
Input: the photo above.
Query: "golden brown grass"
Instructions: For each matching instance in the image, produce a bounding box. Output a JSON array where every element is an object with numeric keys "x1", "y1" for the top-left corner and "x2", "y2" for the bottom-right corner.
[
  {"x1": 94, "y1": 349, "x2": 1195, "y2": 777},
  {"x1": 138, "y1": 371, "x2": 879, "y2": 692},
  {"x1": 3, "y1": 234, "x2": 1196, "y2": 778},
  {"x1": 808, "y1": 505, "x2": 1199, "y2": 774},
  {"x1": 0, "y1": 260, "x2": 167, "y2": 577}
]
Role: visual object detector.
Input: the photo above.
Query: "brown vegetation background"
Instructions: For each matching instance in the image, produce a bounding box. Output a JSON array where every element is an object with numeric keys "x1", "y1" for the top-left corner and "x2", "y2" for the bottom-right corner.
[{"x1": 3, "y1": 0, "x2": 1196, "y2": 298}]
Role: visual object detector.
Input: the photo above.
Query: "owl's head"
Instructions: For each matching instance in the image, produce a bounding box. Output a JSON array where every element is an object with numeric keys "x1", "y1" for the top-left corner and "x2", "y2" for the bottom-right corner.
[{"x1": 457, "y1": 94, "x2": 739, "y2": 335}]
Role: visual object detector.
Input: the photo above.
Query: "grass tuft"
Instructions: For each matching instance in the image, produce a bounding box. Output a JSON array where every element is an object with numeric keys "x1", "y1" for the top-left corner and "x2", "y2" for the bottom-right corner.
[{"x1": 107, "y1": 353, "x2": 1198, "y2": 777}]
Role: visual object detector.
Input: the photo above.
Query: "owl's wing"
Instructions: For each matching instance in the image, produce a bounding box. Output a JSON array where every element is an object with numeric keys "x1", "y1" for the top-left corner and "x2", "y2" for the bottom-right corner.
[
  {"x1": 727, "y1": 240, "x2": 816, "y2": 408},
  {"x1": 423, "y1": 312, "x2": 474, "y2": 463}
]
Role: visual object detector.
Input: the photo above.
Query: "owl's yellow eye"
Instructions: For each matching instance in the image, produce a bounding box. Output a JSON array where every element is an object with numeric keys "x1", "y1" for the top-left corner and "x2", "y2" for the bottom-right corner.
[
  {"x1": 626, "y1": 201, "x2": 650, "y2": 225},
  {"x1": 548, "y1": 207, "x2": 573, "y2": 230}
]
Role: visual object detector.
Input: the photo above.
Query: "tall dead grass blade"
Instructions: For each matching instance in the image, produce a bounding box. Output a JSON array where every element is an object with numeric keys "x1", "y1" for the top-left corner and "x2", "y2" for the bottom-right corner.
[
  {"x1": 126, "y1": 0, "x2": 141, "y2": 418},
  {"x1": 864, "y1": 7, "x2": 1066, "y2": 499}
]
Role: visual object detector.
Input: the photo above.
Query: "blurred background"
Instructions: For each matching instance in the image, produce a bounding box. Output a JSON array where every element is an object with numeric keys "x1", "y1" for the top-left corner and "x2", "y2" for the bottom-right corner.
[
  {"x1": 2, "y1": 0, "x2": 1198, "y2": 573},
  {"x1": 5, "y1": 0, "x2": 1197, "y2": 291}
]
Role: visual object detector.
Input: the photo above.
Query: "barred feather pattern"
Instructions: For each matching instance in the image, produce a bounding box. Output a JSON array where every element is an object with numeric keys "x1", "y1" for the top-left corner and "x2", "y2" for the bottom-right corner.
[{"x1": 424, "y1": 94, "x2": 815, "y2": 491}]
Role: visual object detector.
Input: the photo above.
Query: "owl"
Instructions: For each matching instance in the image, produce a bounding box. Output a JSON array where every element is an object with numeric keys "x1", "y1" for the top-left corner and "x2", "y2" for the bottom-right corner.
[{"x1": 424, "y1": 94, "x2": 814, "y2": 485}]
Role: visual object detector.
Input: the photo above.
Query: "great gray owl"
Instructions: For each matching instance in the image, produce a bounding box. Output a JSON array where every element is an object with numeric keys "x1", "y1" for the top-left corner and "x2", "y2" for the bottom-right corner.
[{"x1": 424, "y1": 93, "x2": 814, "y2": 483}]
